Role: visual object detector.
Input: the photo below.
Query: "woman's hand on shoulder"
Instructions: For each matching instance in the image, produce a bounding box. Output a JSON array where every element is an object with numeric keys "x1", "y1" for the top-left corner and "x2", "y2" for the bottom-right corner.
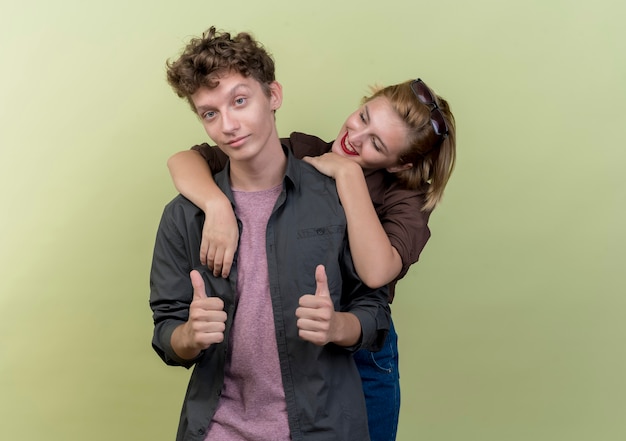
[{"x1": 302, "y1": 152, "x2": 360, "y2": 180}]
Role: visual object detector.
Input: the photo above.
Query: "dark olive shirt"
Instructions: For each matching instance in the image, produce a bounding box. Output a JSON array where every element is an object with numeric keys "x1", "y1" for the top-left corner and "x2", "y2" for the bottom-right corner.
[{"x1": 150, "y1": 147, "x2": 390, "y2": 441}]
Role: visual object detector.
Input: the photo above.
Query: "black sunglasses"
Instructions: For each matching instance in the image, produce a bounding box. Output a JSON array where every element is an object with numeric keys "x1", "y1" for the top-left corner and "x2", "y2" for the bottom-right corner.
[{"x1": 410, "y1": 78, "x2": 449, "y2": 145}]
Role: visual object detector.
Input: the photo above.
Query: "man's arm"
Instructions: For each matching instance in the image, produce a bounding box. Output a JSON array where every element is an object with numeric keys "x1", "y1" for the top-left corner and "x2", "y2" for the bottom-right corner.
[{"x1": 150, "y1": 201, "x2": 227, "y2": 366}]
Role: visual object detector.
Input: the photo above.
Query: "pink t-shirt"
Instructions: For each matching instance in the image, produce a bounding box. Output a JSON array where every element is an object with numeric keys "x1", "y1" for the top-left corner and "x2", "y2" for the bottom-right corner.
[{"x1": 205, "y1": 184, "x2": 290, "y2": 441}]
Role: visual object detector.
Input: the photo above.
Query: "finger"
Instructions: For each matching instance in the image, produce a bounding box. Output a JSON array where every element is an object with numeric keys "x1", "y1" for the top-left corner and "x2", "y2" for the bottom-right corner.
[
  {"x1": 297, "y1": 294, "x2": 317, "y2": 311},
  {"x1": 296, "y1": 301, "x2": 332, "y2": 322},
  {"x1": 314, "y1": 265, "x2": 330, "y2": 297},
  {"x1": 298, "y1": 329, "x2": 327, "y2": 346},
  {"x1": 221, "y1": 249, "x2": 234, "y2": 278},
  {"x1": 212, "y1": 248, "x2": 224, "y2": 277},
  {"x1": 297, "y1": 316, "x2": 330, "y2": 332},
  {"x1": 200, "y1": 238, "x2": 209, "y2": 266},
  {"x1": 190, "y1": 270, "x2": 208, "y2": 300},
  {"x1": 206, "y1": 243, "x2": 217, "y2": 272},
  {"x1": 222, "y1": 234, "x2": 238, "y2": 278},
  {"x1": 189, "y1": 299, "x2": 225, "y2": 326}
]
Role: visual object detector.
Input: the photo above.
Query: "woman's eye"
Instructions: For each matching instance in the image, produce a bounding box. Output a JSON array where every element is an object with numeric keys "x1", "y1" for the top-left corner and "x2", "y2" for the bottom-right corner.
[
  {"x1": 372, "y1": 138, "x2": 381, "y2": 152},
  {"x1": 359, "y1": 111, "x2": 366, "y2": 123}
]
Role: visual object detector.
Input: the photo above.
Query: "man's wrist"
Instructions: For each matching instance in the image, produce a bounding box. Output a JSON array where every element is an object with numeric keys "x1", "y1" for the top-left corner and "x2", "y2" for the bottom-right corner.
[{"x1": 172, "y1": 323, "x2": 201, "y2": 361}]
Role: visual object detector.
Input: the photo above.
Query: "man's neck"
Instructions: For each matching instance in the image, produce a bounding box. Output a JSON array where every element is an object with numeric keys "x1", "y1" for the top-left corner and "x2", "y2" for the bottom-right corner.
[{"x1": 229, "y1": 138, "x2": 286, "y2": 191}]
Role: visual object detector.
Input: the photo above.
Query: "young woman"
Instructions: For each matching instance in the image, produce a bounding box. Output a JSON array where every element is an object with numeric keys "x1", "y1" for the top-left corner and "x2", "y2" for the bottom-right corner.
[{"x1": 167, "y1": 78, "x2": 456, "y2": 441}]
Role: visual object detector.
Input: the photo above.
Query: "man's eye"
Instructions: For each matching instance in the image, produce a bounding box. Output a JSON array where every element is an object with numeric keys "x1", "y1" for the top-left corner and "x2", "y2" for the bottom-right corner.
[
  {"x1": 203, "y1": 111, "x2": 216, "y2": 119},
  {"x1": 235, "y1": 97, "x2": 246, "y2": 105}
]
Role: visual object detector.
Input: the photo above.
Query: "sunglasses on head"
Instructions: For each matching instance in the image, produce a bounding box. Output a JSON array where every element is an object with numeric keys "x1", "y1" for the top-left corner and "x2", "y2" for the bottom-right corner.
[{"x1": 410, "y1": 78, "x2": 449, "y2": 146}]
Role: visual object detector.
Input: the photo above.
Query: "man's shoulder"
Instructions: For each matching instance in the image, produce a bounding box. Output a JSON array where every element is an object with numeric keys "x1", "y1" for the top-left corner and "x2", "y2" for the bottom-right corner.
[
  {"x1": 161, "y1": 194, "x2": 204, "y2": 223},
  {"x1": 163, "y1": 193, "x2": 199, "y2": 209},
  {"x1": 289, "y1": 154, "x2": 337, "y2": 187},
  {"x1": 285, "y1": 159, "x2": 344, "y2": 217}
]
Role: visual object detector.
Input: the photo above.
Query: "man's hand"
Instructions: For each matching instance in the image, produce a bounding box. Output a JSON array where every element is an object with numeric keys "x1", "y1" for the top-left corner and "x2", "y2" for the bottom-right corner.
[
  {"x1": 172, "y1": 270, "x2": 227, "y2": 360},
  {"x1": 201, "y1": 198, "x2": 239, "y2": 278},
  {"x1": 296, "y1": 265, "x2": 337, "y2": 346}
]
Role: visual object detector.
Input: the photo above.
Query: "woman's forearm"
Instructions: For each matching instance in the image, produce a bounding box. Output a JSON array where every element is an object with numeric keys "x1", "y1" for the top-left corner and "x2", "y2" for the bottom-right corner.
[
  {"x1": 335, "y1": 163, "x2": 402, "y2": 288},
  {"x1": 167, "y1": 150, "x2": 227, "y2": 210},
  {"x1": 167, "y1": 149, "x2": 239, "y2": 274}
]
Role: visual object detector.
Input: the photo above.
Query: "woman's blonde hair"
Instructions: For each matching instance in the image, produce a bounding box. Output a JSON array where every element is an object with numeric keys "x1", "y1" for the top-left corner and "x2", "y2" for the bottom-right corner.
[{"x1": 365, "y1": 80, "x2": 456, "y2": 211}]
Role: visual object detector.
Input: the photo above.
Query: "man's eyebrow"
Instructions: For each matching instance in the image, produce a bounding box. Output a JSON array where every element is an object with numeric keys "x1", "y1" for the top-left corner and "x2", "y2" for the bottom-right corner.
[
  {"x1": 364, "y1": 104, "x2": 389, "y2": 153},
  {"x1": 195, "y1": 104, "x2": 214, "y2": 113},
  {"x1": 194, "y1": 83, "x2": 254, "y2": 115},
  {"x1": 230, "y1": 83, "x2": 252, "y2": 96}
]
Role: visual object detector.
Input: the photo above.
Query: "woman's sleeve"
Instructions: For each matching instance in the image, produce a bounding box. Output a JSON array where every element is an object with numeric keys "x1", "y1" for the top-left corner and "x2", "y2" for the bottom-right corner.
[
  {"x1": 190, "y1": 143, "x2": 229, "y2": 174},
  {"x1": 284, "y1": 132, "x2": 333, "y2": 159},
  {"x1": 379, "y1": 185, "x2": 432, "y2": 281}
]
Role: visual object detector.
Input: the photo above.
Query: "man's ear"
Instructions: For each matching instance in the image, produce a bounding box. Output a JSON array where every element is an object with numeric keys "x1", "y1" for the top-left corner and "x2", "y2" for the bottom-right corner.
[
  {"x1": 269, "y1": 81, "x2": 283, "y2": 111},
  {"x1": 386, "y1": 162, "x2": 413, "y2": 173}
]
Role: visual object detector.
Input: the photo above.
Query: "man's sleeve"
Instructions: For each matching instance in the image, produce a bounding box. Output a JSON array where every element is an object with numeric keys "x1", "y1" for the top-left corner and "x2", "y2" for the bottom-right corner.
[{"x1": 149, "y1": 203, "x2": 198, "y2": 368}]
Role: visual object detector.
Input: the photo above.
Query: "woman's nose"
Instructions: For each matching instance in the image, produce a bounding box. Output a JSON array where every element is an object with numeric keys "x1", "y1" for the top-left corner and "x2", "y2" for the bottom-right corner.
[{"x1": 349, "y1": 128, "x2": 365, "y2": 146}]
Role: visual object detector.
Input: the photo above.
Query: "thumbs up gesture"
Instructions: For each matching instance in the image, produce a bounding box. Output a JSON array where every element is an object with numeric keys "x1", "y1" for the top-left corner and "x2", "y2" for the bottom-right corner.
[
  {"x1": 296, "y1": 265, "x2": 337, "y2": 346},
  {"x1": 173, "y1": 270, "x2": 227, "y2": 359}
]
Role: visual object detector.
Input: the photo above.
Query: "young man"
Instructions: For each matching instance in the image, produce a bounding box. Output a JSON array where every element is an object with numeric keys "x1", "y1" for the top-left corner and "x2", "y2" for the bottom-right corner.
[{"x1": 149, "y1": 27, "x2": 390, "y2": 441}]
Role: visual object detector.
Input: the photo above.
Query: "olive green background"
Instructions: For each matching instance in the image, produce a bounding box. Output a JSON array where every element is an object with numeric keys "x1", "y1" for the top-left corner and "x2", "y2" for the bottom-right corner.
[{"x1": 1, "y1": 1, "x2": 624, "y2": 440}]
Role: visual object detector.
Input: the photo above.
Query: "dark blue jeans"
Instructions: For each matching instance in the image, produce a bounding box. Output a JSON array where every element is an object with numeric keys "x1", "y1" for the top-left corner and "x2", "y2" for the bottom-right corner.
[{"x1": 354, "y1": 319, "x2": 400, "y2": 441}]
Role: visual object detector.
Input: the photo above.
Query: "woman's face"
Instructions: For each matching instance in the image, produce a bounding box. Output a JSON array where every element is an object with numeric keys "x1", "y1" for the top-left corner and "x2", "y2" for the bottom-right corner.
[{"x1": 331, "y1": 96, "x2": 411, "y2": 171}]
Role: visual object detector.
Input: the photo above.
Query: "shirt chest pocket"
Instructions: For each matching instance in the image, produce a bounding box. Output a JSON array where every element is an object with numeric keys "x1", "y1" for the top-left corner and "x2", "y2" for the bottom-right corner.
[
  {"x1": 296, "y1": 225, "x2": 344, "y2": 240},
  {"x1": 292, "y1": 225, "x2": 345, "y2": 294}
]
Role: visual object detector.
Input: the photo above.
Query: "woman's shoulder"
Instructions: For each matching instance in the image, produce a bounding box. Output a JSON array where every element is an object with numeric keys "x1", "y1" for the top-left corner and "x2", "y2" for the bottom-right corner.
[
  {"x1": 385, "y1": 174, "x2": 430, "y2": 198},
  {"x1": 365, "y1": 171, "x2": 428, "y2": 207}
]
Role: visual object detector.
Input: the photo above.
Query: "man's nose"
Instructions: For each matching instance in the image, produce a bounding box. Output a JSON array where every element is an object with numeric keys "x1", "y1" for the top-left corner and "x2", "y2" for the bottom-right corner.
[{"x1": 221, "y1": 110, "x2": 240, "y2": 133}]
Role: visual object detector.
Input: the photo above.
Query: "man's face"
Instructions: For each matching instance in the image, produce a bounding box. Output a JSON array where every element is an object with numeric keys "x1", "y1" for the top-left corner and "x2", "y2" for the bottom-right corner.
[{"x1": 191, "y1": 71, "x2": 282, "y2": 165}]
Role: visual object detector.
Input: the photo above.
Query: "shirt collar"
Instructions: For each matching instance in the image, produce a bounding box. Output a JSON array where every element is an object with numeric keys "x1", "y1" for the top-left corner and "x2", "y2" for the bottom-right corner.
[{"x1": 214, "y1": 144, "x2": 299, "y2": 203}]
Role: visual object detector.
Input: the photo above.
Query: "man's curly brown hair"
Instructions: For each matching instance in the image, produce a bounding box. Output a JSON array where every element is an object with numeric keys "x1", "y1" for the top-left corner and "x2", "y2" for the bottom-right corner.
[{"x1": 166, "y1": 26, "x2": 275, "y2": 111}]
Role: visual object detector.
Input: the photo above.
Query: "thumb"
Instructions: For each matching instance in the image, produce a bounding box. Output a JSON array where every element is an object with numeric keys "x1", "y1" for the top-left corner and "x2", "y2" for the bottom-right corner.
[
  {"x1": 314, "y1": 265, "x2": 330, "y2": 297},
  {"x1": 190, "y1": 270, "x2": 208, "y2": 300}
]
